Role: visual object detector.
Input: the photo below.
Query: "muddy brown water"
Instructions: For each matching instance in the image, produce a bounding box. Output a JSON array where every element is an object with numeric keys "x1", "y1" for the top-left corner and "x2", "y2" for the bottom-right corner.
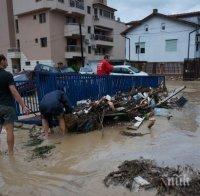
[{"x1": 0, "y1": 81, "x2": 200, "y2": 196}]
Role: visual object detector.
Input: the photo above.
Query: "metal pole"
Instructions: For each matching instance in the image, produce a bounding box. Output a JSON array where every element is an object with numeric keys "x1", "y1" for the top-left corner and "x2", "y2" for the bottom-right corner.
[
  {"x1": 138, "y1": 36, "x2": 141, "y2": 61},
  {"x1": 123, "y1": 36, "x2": 131, "y2": 62},
  {"x1": 79, "y1": 23, "x2": 84, "y2": 67}
]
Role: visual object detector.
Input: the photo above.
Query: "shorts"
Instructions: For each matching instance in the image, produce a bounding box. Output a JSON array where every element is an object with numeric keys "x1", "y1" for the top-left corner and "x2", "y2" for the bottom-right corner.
[{"x1": 0, "y1": 105, "x2": 17, "y2": 125}]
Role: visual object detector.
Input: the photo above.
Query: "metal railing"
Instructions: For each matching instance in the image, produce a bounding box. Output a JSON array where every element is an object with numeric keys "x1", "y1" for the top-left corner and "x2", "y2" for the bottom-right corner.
[
  {"x1": 66, "y1": 45, "x2": 85, "y2": 52},
  {"x1": 94, "y1": 34, "x2": 113, "y2": 42},
  {"x1": 8, "y1": 48, "x2": 20, "y2": 52},
  {"x1": 69, "y1": 0, "x2": 84, "y2": 10}
]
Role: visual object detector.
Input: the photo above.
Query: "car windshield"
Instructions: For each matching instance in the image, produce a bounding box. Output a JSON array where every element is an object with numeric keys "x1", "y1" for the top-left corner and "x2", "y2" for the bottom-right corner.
[
  {"x1": 128, "y1": 66, "x2": 140, "y2": 73},
  {"x1": 80, "y1": 67, "x2": 93, "y2": 72},
  {"x1": 61, "y1": 67, "x2": 75, "y2": 73},
  {"x1": 14, "y1": 74, "x2": 28, "y2": 81}
]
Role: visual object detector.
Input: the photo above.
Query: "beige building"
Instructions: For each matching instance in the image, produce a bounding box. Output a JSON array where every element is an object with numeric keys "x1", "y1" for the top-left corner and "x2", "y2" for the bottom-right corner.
[{"x1": 4, "y1": 0, "x2": 126, "y2": 72}]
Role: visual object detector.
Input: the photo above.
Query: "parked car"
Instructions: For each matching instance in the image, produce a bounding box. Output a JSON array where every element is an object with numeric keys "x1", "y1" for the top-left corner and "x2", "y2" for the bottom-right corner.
[
  {"x1": 34, "y1": 64, "x2": 76, "y2": 74},
  {"x1": 110, "y1": 65, "x2": 148, "y2": 76},
  {"x1": 14, "y1": 71, "x2": 36, "y2": 96},
  {"x1": 79, "y1": 66, "x2": 94, "y2": 75}
]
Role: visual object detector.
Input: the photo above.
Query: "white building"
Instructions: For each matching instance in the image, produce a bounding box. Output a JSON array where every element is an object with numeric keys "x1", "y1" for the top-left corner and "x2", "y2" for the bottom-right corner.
[{"x1": 122, "y1": 9, "x2": 200, "y2": 74}]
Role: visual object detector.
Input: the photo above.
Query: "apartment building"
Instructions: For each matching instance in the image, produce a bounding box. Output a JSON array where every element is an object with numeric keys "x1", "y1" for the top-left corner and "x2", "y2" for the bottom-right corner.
[
  {"x1": 0, "y1": 0, "x2": 17, "y2": 72},
  {"x1": 5, "y1": 0, "x2": 126, "y2": 72}
]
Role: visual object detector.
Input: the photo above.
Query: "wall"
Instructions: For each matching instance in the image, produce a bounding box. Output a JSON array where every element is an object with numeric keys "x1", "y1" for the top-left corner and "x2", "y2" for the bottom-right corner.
[
  {"x1": 0, "y1": 0, "x2": 15, "y2": 55},
  {"x1": 49, "y1": 11, "x2": 66, "y2": 65},
  {"x1": 126, "y1": 16, "x2": 196, "y2": 62},
  {"x1": 18, "y1": 11, "x2": 52, "y2": 67}
]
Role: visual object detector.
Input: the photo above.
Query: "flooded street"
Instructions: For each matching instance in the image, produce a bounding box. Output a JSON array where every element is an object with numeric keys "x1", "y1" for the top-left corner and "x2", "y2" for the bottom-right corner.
[{"x1": 0, "y1": 80, "x2": 200, "y2": 196}]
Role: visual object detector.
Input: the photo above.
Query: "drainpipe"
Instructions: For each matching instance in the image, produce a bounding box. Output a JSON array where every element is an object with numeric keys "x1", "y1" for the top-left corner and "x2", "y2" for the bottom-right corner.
[
  {"x1": 79, "y1": 23, "x2": 84, "y2": 67},
  {"x1": 187, "y1": 27, "x2": 200, "y2": 59}
]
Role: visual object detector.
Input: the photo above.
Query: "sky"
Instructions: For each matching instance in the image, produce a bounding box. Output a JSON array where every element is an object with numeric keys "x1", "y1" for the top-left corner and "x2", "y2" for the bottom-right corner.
[{"x1": 108, "y1": 0, "x2": 200, "y2": 23}]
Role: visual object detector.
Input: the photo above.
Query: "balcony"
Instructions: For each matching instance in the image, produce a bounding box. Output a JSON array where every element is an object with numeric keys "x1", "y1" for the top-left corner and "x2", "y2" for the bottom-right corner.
[
  {"x1": 94, "y1": 34, "x2": 114, "y2": 46},
  {"x1": 65, "y1": 45, "x2": 85, "y2": 59},
  {"x1": 69, "y1": 0, "x2": 84, "y2": 10},
  {"x1": 7, "y1": 48, "x2": 21, "y2": 59},
  {"x1": 64, "y1": 23, "x2": 86, "y2": 37}
]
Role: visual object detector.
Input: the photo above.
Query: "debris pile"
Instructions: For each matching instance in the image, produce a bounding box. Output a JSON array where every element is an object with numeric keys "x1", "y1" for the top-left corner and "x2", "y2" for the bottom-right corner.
[
  {"x1": 104, "y1": 159, "x2": 200, "y2": 195},
  {"x1": 65, "y1": 84, "x2": 187, "y2": 133}
]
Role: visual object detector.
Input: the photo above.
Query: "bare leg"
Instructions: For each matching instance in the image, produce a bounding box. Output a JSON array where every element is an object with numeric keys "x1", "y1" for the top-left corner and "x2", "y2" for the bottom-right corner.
[
  {"x1": 4, "y1": 123, "x2": 14, "y2": 156},
  {"x1": 58, "y1": 116, "x2": 66, "y2": 135},
  {"x1": 42, "y1": 118, "x2": 50, "y2": 137}
]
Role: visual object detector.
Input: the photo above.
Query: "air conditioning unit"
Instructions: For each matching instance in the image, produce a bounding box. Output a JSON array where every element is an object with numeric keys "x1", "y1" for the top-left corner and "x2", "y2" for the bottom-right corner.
[
  {"x1": 93, "y1": 15, "x2": 99, "y2": 21},
  {"x1": 84, "y1": 39, "x2": 90, "y2": 44}
]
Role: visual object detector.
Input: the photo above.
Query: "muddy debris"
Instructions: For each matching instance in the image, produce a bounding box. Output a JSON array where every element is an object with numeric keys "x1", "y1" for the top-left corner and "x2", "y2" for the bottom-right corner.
[
  {"x1": 66, "y1": 84, "x2": 186, "y2": 134},
  {"x1": 104, "y1": 158, "x2": 200, "y2": 195},
  {"x1": 25, "y1": 126, "x2": 43, "y2": 147},
  {"x1": 32, "y1": 145, "x2": 55, "y2": 159},
  {"x1": 120, "y1": 131, "x2": 150, "y2": 137}
]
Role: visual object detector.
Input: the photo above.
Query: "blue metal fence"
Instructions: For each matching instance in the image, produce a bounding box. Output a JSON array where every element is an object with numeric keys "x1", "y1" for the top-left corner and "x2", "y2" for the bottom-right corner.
[{"x1": 15, "y1": 72, "x2": 165, "y2": 117}]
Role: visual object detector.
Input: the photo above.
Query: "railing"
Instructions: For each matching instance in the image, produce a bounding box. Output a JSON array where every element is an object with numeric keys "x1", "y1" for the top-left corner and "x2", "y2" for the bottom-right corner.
[
  {"x1": 66, "y1": 45, "x2": 85, "y2": 52},
  {"x1": 8, "y1": 48, "x2": 20, "y2": 52},
  {"x1": 69, "y1": 0, "x2": 84, "y2": 10},
  {"x1": 94, "y1": 34, "x2": 113, "y2": 42}
]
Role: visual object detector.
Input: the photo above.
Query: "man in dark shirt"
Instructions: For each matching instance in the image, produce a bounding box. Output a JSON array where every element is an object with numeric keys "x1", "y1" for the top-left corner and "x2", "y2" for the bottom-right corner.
[
  {"x1": 39, "y1": 90, "x2": 72, "y2": 137},
  {"x1": 0, "y1": 54, "x2": 30, "y2": 155}
]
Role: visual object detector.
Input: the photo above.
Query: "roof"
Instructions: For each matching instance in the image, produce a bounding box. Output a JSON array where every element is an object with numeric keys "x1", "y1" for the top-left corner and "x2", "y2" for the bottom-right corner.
[
  {"x1": 122, "y1": 10, "x2": 199, "y2": 35},
  {"x1": 169, "y1": 11, "x2": 200, "y2": 18},
  {"x1": 93, "y1": 3, "x2": 117, "y2": 12}
]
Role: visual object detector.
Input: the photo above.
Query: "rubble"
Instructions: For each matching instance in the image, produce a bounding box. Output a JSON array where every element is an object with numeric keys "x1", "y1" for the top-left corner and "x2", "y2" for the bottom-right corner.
[
  {"x1": 65, "y1": 85, "x2": 187, "y2": 134},
  {"x1": 104, "y1": 158, "x2": 200, "y2": 195}
]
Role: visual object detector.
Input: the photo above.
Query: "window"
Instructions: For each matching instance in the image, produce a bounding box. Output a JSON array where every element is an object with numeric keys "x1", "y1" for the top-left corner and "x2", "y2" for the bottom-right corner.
[
  {"x1": 39, "y1": 13, "x2": 46, "y2": 23},
  {"x1": 135, "y1": 42, "x2": 145, "y2": 54},
  {"x1": 112, "y1": 67, "x2": 122, "y2": 73},
  {"x1": 88, "y1": 26, "x2": 91, "y2": 34},
  {"x1": 99, "y1": 9, "x2": 103, "y2": 16},
  {"x1": 161, "y1": 23, "x2": 165, "y2": 31},
  {"x1": 33, "y1": 15, "x2": 37, "y2": 20},
  {"x1": 15, "y1": 19, "x2": 19, "y2": 33},
  {"x1": 40, "y1": 37, "x2": 47, "y2": 47},
  {"x1": 25, "y1": 61, "x2": 31, "y2": 66},
  {"x1": 58, "y1": 0, "x2": 64, "y2": 2},
  {"x1": 165, "y1": 39, "x2": 177, "y2": 52},
  {"x1": 88, "y1": 46, "x2": 91, "y2": 54},
  {"x1": 87, "y1": 6, "x2": 91, "y2": 14},
  {"x1": 35, "y1": 38, "x2": 38, "y2": 43},
  {"x1": 66, "y1": 17, "x2": 77, "y2": 24},
  {"x1": 17, "y1": 39, "x2": 20, "y2": 49},
  {"x1": 145, "y1": 25, "x2": 148, "y2": 32},
  {"x1": 94, "y1": 8, "x2": 98, "y2": 15},
  {"x1": 121, "y1": 68, "x2": 131, "y2": 74}
]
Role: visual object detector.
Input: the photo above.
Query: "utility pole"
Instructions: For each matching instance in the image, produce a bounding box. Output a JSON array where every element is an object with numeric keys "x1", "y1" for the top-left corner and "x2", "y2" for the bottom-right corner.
[{"x1": 79, "y1": 23, "x2": 84, "y2": 67}]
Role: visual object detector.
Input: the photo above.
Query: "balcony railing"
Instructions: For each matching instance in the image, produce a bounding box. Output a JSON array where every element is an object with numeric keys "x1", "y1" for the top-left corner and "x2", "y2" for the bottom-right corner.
[
  {"x1": 70, "y1": 0, "x2": 84, "y2": 10},
  {"x1": 8, "y1": 48, "x2": 20, "y2": 52},
  {"x1": 66, "y1": 45, "x2": 85, "y2": 52},
  {"x1": 94, "y1": 34, "x2": 113, "y2": 42}
]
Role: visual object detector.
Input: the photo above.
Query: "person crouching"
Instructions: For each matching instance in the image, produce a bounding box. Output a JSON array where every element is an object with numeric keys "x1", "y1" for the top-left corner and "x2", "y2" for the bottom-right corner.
[{"x1": 39, "y1": 90, "x2": 72, "y2": 137}]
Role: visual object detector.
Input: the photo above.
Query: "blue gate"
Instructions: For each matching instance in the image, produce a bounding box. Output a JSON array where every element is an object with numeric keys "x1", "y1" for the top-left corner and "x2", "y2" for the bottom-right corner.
[{"x1": 15, "y1": 72, "x2": 165, "y2": 117}]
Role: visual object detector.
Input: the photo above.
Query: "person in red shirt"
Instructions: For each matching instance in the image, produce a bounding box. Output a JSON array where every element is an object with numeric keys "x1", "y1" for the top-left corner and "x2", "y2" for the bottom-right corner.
[{"x1": 97, "y1": 55, "x2": 113, "y2": 76}]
